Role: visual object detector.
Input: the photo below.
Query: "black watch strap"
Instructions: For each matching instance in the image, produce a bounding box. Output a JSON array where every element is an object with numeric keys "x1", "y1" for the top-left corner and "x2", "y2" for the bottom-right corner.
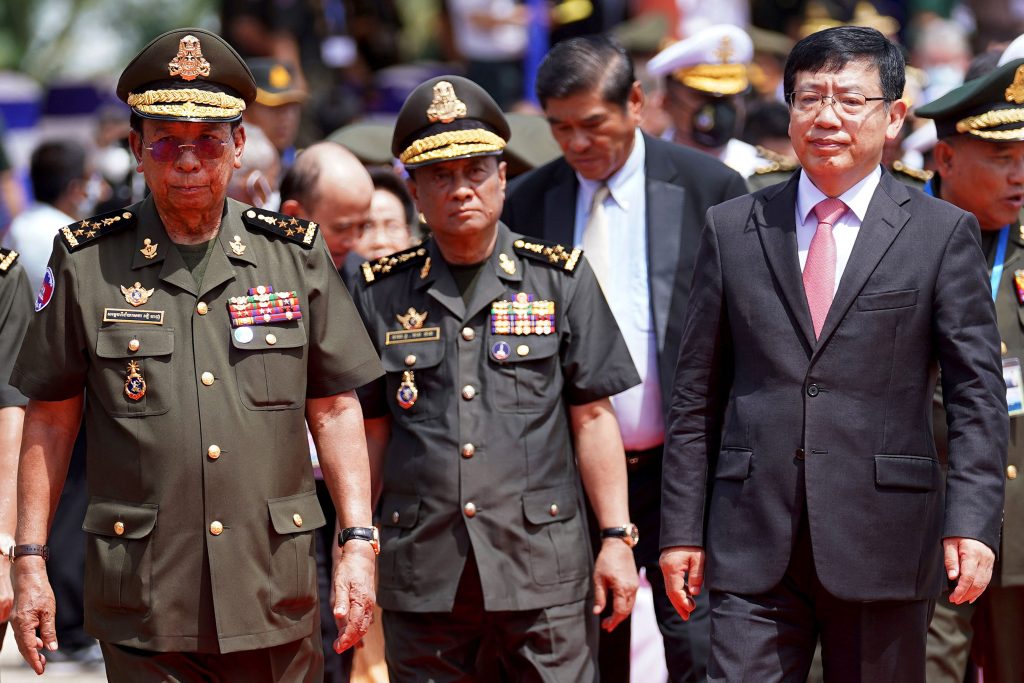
[
  {"x1": 338, "y1": 526, "x2": 380, "y2": 555},
  {"x1": 11, "y1": 544, "x2": 49, "y2": 561}
]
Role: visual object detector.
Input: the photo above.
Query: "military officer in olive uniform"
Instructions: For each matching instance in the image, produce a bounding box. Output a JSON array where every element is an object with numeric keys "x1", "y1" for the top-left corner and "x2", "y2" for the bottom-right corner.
[
  {"x1": 0, "y1": 248, "x2": 32, "y2": 645},
  {"x1": 7, "y1": 28, "x2": 383, "y2": 681},
  {"x1": 915, "y1": 58, "x2": 1024, "y2": 683},
  {"x1": 353, "y1": 76, "x2": 641, "y2": 681}
]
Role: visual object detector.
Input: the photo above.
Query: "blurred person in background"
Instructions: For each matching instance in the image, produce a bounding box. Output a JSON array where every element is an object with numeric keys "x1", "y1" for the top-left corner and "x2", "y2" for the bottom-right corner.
[
  {"x1": 353, "y1": 169, "x2": 419, "y2": 261},
  {"x1": 911, "y1": 18, "x2": 970, "y2": 105},
  {"x1": 245, "y1": 58, "x2": 307, "y2": 169},
  {"x1": 445, "y1": 0, "x2": 527, "y2": 109},
  {"x1": 227, "y1": 124, "x2": 281, "y2": 210}
]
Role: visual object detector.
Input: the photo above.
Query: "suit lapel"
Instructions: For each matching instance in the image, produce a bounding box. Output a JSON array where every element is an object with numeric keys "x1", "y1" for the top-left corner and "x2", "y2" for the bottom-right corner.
[
  {"x1": 644, "y1": 138, "x2": 685, "y2": 357},
  {"x1": 815, "y1": 172, "x2": 911, "y2": 351},
  {"x1": 755, "y1": 173, "x2": 816, "y2": 348},
  {"x1": 543, "y1": 163, "x2": 577, "y2": 247}
]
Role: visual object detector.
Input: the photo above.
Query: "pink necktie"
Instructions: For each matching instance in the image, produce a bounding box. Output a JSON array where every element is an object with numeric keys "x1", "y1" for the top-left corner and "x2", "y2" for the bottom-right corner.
[{"x1": 804, "y1": 197, "x2": 847, "y2": 338}]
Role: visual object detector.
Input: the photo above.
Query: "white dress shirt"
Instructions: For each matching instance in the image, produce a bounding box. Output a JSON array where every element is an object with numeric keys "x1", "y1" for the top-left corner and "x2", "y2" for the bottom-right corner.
[
  {"x1": 795, "y1": 165, "x2": 881, "y2": 295},
  {"x1": 3, "y1": 202, "x2": 75, "y2": 289},
  {"x1": 573, "y1": 129, "x2": 664, "y2": 451}
]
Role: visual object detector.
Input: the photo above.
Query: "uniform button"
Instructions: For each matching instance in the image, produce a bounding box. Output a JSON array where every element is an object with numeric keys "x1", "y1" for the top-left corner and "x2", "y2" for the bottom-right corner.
[
  {"x1": 1001, "y1": 341, "x2": 1008, "y2": 356},
  {"x1": 196, "y1": 301, "x2": 209, "y2": 315},
  {"x1": 207, "y1": 444, "x2": 221, "y2": 460},
  {"x1": 516, "y1": 344, "x2": 530, "y2": 357},
  {"x1": 266, "y1": 333, "x2": 277, "y2": 345},
  {"x1": 461, "y1": 327, "x2": 475, "y2": 341},
  {"x1": 461, "y1": 443, "x2": 476, "y2": 458},
  {"x1": 210, "y1": 521, "x2": 223, "y2": 536},
  {"x1": 795, "y1": 448, "x2": 805, "y2": 460},
  {"x1": 201, "y1": 371, "x2": 215, "y2": 386},
  {"x1": 806, "y1": 384, "x2": 819, "y2": 397},
  {"x1": 549, "y1": 504, "x2": 559, "y2": 517},
  {"x1": 461, "y1": 385, "x2": 476, "y2": 400},
  {"x1": 128, "y1": 338, "x2": 140, "y2": 352},
  {"x1": 114, "y1": 521, "x2": 125, "y2": 536},
  {"x1": 391, "y1": 510, "x2": 400, "y2": 524},
  {"x1": 405, "y1": 354, "x2": 417, "y2": 367},
  {"x1": 1009, "y1": 465, "x2": 1019, "y2": 480},
  {"x1": 464, "y1": 502, "x2": 477, "y2": 518},
  {"x1": 293, "y1": 513, "x2": 303, "y2": 527}
]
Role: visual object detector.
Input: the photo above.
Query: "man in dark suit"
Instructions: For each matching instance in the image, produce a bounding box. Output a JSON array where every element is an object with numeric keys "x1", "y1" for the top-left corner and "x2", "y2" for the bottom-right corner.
[
  {"x1": 503, "y1": 35, "x2": 747, "y2": 683},
  {"x1": 660, "y1": 26, "x2": 1008, "y2": 682}
]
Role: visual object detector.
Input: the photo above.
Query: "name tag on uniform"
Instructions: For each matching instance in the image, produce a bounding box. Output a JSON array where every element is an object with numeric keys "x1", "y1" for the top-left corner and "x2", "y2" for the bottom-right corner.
[
  {"x1": 1004, "y1": 357, "x2": 1024, "y2": 416},
  {"x1": 103, "y1": 308, "x2": 165, "y2": 325},
  {"x1": 385, "y1": 327, "x2": 441, "y2": 345}
]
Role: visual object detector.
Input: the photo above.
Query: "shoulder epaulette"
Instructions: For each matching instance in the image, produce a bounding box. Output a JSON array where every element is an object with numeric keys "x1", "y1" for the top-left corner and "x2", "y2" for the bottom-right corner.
[
  {"x1": 0, "y1": 248, "x2": 18, "y2": 274},
  {"x1": 513, "y1": 238, "x2": 582, "y2": 274},
  {"x1": 243, "y1": 208, "x2": 318, "y2": 248},
  {"x1": 59, "y1": 209, "x2": 135, "y2": 251},
  {"x1": 753, "y1": 159, "x2": 799, "y2": 176},
  {"x1": 891, "y1": 160, "x2": 934, "y2": 183},
  {"x1": 361, "y1": 246, "x2": 429, "y2": 285}
]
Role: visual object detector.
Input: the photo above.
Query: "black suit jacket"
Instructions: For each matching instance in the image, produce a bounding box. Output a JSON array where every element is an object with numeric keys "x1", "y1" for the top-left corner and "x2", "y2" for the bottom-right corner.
[
  {"x1": 661, "y1": 170, "x2": 1009, "y2": 601},
  {"x1": 503, "y1": 133, "x2": 747, "y2": 412}
]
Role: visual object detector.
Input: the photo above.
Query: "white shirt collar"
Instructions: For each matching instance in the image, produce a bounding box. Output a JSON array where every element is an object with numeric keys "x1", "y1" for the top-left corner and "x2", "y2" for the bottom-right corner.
[
  {"x1": 796, "y1": 165, "x2": 881, "y2": 225},
  {"x1": 576, "y1": 128, "x2": 645, "y2": 211}
]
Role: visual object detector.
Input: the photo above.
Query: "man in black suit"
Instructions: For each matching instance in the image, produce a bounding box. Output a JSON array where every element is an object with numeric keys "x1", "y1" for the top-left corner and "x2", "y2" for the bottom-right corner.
[
  {"x1": 660, "y1": 26, "x2": 1008, "y2": 682},
  {"x1": 503, "y1": 35, "x2": 747, "y2": 683}
]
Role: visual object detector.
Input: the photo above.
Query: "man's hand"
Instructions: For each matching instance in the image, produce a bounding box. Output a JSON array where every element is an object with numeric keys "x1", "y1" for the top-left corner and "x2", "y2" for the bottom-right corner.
[
  {"x1": 11, "y1": 557, "x2": 57, "y2": 674},
  {"x1": 592, "y1": 539, "x2": 638, "y2": 632},
  {"x1": 943, "y1": 537, "x2": 995, "y2": 605},
  {"x1": 660, "y1": 546, "x2": 704, "y2": 620},
  {"x1": 332, "y1": 541, "x2": 376, "y2": 653}
]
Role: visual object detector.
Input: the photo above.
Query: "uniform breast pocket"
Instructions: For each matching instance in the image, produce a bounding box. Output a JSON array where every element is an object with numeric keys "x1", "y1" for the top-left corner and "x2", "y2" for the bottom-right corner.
[
  {"x1": 232, "y1": 323, "x2": 307, "y2": 410},
  {"x1": 380, "y1": 342, "x2": 446, "y2": 422},
  {"x1": 93, "y1": 327, "x2": 175, "y2": 417},
  {"x1": 488, "y1": 334, "x2": 561, "y2": 413}
]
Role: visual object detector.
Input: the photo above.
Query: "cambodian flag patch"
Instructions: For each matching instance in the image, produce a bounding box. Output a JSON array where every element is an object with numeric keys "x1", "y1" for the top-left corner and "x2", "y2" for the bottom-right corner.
[{"x1": 35, "y1": 267, "x2": 54, "y2": 312}]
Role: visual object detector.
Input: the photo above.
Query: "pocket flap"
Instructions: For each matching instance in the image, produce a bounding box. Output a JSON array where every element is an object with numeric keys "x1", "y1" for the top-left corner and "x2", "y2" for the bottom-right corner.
[
  {"x1": 82, "y1": 497, "x2": 159, "y2": 539},
  {"x1": 715, "y1": 448, "x2": 753, "y2": 480},
  {"x1": 874, "y1": 455, "x2": 940, "y2": 491},
  {"x1": 232, "y1": 323, "x2": 307, "y2": 351},
  {"x1": 381, "y1": 341, "x2": 445, "y2": 372},
  {"x1": 487, "y1": 334, "x2": 559, "y2": 364},
  {"x1": 856, "y1": 289, "x2": 918, "y2": 311},
  {"x1": 268, "y1": 490, "x2": 327, "y2": 534},
  {"x1": 523, "y1": 485, "x2": 579, "y2": 525},
  {"x1": 379, "y1": 492, "x2": 421, "y2": 528},
  {"x1": 96, "y1": 328, "x2": 174, "y2": 359}
]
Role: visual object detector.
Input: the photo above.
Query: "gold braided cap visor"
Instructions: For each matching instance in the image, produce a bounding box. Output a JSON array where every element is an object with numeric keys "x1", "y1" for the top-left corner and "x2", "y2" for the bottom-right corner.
[
  {"x1": 956, "y1": 107, "x2": 1024, "y2": 141},
  {"x1": 399, "y1": 128, "x2": 506, "y2": 168},
  {"x1": 673, "y1": 63, "x2": 749, "y2": 95},
  {"x1": 127, "y1": 87, "x2": 246, "y2": 121}
]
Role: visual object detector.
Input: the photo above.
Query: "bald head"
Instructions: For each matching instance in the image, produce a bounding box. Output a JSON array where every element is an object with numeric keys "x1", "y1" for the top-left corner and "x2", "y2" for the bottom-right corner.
[{"x1": 280, "y1": 141, "x2": 374, "y2": 267}]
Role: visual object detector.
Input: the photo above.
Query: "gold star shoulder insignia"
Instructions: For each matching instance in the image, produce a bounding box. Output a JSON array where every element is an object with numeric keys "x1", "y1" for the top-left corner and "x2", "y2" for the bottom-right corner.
[
  {"x1": 361, "y1": 245, "x2": 429, "y2": 285},
  {"x1": 59, "y1": 209, "x2": 135, "y2": 252},
  {"x1": 242, "y1": 206, "x2": 319, "y2": 249},
  {"x1": 513, "y1": 237, "x2": 582, "y2": 275},
  {"x1": 0, "y1": 248, "x2": 19, "y2": 274}
]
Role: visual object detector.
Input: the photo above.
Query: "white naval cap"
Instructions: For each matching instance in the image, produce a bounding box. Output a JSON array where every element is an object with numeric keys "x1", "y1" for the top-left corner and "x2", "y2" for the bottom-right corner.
[
  {"x1": 647, "y1": 24, "x2": 753, "y2": 96},
  {"x1": 999, "y1": 34, "x2": 1024, "y2": 67}
]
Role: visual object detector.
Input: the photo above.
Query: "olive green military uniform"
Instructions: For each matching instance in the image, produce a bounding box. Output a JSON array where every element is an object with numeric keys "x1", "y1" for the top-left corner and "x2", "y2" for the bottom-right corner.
[{"x1": 11, "y1": 197, "x2": 381, "y2": 656}]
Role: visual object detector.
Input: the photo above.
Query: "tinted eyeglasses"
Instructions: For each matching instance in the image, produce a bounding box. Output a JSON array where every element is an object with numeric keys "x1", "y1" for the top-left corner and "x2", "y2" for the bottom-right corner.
[{"x1": 143, "y1": 137, "x2": 229, "y2": 162}]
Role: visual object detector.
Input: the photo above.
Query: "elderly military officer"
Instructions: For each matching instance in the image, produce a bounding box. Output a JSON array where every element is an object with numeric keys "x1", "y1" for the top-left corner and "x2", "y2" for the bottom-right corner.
[
  {"x1": 916, "y1": 58, "x2": 1024, "y2": 683},
  {"x1": 352, "y1": 76, "x2": 641, "y2": 681},
  {"x1": 8, "y1": 28, "x2": 382, "y2": 681}
]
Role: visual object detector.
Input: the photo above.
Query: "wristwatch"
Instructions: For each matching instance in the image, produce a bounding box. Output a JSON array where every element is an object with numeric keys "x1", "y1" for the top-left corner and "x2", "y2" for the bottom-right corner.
[
  {"x1": 601, "y1": 524, "x2": 639, "y2": 548},
  {"x1": 338, "y1": 526, "x2": 380, "y2": 555},
  {"x1": 10, "y1": 544, "x2": 49, "y2": 561}
]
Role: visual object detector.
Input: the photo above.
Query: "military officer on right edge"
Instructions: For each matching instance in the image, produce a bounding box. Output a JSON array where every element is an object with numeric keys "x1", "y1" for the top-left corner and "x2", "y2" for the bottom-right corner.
[
  {"x1": 916, "y1": 57, "x2": 1024, "y2": 683},
  {"x1": 352, "y1": 75, "x2": 641, "y2": 680}
]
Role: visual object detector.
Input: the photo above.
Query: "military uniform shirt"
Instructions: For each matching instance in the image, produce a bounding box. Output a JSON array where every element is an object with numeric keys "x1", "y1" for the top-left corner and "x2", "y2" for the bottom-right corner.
[
  {"x1": 0, "y1": 250, "x2": 32, "y2": 407},
  {"x1": 353, "y1": 224, "x2": 640, "y2": 613},
  {"x1": 11, "y1": 197, "x2": 382, "y2": 653}
]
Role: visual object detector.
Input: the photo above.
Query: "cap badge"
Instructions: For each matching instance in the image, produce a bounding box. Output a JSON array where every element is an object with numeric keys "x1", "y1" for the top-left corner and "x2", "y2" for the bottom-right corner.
[
  {"x1": 269, "y1": 64, "x2": 291, "y2": 89},
  {"x1": 1006, "y1": 65, "x2": 1024, "y2": 104},
  {"x1": 714, "y1": 36, "x2": 735, "y2": 64},
  {"x1": 396, "y1": 307, "x2": 428, "y2": 330},
  {"x1": 168, "y1": 34, "x2": 211, "y2": 82},
  {"x1": 426, "y1": 81, "x2": 468, "y2": 123}
]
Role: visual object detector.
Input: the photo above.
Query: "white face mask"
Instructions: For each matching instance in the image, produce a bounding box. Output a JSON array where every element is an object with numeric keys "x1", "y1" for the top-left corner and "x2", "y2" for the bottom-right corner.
[{"x1": 76, "y1": 174, "x2": 105, "y2": 217}]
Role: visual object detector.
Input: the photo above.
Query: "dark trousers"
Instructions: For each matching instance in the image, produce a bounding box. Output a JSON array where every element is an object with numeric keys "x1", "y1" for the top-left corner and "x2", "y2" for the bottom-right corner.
[
  {"x1": 314, "y1": 479, "x2": 353, "y2": 683},
  {"x1": 50, "y1": 425, "x2": 91, "y2": 650},
  {"x1": 591, "y1": 448, "x2": 710, "y2": 683},
  {"x1": 100, "y1": 636, "x2": 322, "y2": 683},
  {"x1": 972, "y1": 584, "x2": 1024, "y2": 683},
  {"x1": 709, "y1": 506, "x2": 933, "y2": 683},
  {"x1": 382, "y1": 550, "x2": 597, "y2": 682}
]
